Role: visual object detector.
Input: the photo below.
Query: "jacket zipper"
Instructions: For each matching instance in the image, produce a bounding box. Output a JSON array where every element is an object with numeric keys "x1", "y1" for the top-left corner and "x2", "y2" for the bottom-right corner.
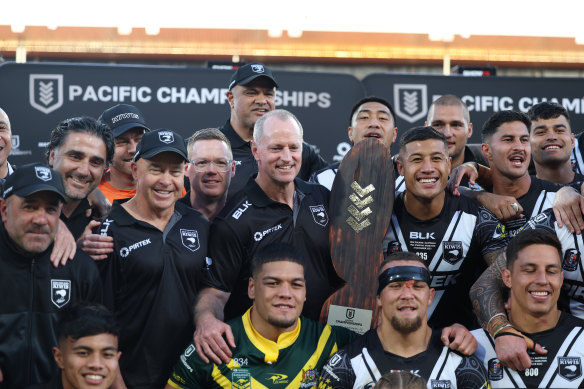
[{"x1": 26, "y1": 257, "x2": 36, "y2": 384}]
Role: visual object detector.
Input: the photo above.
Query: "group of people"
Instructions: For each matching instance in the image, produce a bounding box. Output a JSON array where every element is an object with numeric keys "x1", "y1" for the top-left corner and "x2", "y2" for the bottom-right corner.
[{"x1": 1, "y1": 61, "x2": 584, "y2": 389}]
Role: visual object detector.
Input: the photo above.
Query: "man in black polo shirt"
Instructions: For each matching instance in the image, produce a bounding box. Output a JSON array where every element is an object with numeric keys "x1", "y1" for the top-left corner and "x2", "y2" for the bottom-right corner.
[
  {"x1": 220, "y1": 63, "x2": 326, "y2": 200},
  {"x1": 193, "y1": 109, "x2": 340, "y2": 365},
  {"x1": 96, "y1": 129, "x2": 209, "y2": 388},
  {"x1": 46, "y1": 116, "x2": 114, "y2": 240}
]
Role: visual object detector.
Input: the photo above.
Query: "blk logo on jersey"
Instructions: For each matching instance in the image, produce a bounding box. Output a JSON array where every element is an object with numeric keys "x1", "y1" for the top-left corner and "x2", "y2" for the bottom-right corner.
[
  {"x1": 558, "y1": 357, "x2": 582, "y2": 381},
  {"x1": 51, "y1": 279, "x2": 71, "y2": 308},
  {"x1": 430, "y1": 379, "x2": 452, "y2": 389},
  {"x1": 180, "y1": 229, "x2": 200, "y2": 252},
  {"x1": 488, "y1": 358, "x2": 503, "y2": 381},
  {"x1": 443, "y1": 241, "x2": 463, "y2": 265},
  {"x1": 310, "y1": 205, "x2": 329, "y2": 227},
  {"x1": 563, "y1": 249, "x2": 580, "y2": 272}
]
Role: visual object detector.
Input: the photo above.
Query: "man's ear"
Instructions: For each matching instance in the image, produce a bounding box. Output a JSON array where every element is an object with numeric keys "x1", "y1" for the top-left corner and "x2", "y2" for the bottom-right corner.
[
  {"x1": 481, "y1": 143, "x2": 492, "y2": 161},
  {"x1": 226, "y1": 90, "x2": 235, "y2": 109},
  {"x1": 396, "y1": 158, "x2": 404, "y2": 177},
  {"x1": 251, "y1": 141, "x2": 260, "y2": 162},
  {"x1": 347, "y1": 126, "x2": 354, "y2": 143},
  {"x1": 53, "y1": 346, "x2": 65, "y2": 369},
  {"x1": 502, "y1": 268, "x2": 512, "y2": 289},
  {"x1": 467, "y1": 122, "x2": 473, "y2": 139},
  {"x1": 248, "y1": 277, "x2": 255, "y2": 300},
  {"x1": 48, "y1": 148, "x2": 55, "y2": 167},
  {"x1": 0, "y1": 198, "x2": 7, "y2": 224},
  {"x1": 131, "y1": 162, "x2": 138, "y2": 181},
  {"x1": 428, "y1": 288, "x2": 435, "y2": 305}
]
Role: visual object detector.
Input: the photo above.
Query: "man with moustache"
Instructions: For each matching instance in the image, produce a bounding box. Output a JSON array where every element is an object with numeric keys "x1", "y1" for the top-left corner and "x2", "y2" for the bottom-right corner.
[
  {"x1": 179, "y1": 128, "x2": 235, "y2": 221},
  {"x1": 318, "y1": 252, "x2": 489, "y2": 389},
  {"x1": 96, "y1": 129, "x2": 209, "y2": 388},
  {"x1": 0, "y1": 164, "x2": 102, "y2": 388},
  {"x1": 473, "y1": 229, "x2": 584, "y2": 388},
  {"x1": 46, "y1": 116, "x2": 114, "y2": 240},
  {"x1": 221, "y1": 63, "x2": 326, "y2": 200},
  {"x1": 193, "y1": 109, "x2": 340, "y2": 365}
]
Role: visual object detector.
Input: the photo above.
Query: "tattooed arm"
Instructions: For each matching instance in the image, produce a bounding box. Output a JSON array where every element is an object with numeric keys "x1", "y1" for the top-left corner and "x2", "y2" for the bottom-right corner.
[{"x1": 471, "y1": 250, "x2": 546, "y2": 371}]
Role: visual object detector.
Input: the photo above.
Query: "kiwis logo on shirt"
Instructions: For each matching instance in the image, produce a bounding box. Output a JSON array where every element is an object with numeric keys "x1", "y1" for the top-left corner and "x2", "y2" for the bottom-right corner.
[
  {"x1": 442, "y1": 241, "x2": 463, "y2": 265},
  {"x1": 309, "y1": 205, "x2": 329, "y2": 227},
  {"x1": 180, "y1": 229, "x2": 200, "y2": 252}
]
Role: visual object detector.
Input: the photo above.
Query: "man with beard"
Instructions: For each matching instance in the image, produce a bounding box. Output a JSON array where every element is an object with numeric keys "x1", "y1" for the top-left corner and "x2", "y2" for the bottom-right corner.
[
  {"x1": 166, "y1": 244, "x2": 354, "y2": 389},
  {"x1": 46, "y1": 117, "x2": 114, "y2": 240},
  {"x1": 317, "y1": 252, "x2": 489, "y2": 389},
  {"x1": 220, "y1": 63, "x2": 326, "y2": 200}
]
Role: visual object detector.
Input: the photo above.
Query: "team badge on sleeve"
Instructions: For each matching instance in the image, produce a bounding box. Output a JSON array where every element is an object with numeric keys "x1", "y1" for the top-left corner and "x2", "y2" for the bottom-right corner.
[
  {"x1": 309, "y1": 205, "x2": 329, "y2": 227},
  {"x1": 563, "y1": 249, "x2": 580, "y2": 272},
  {"x1": 558, "y1": 357, "x2": 582, "y2": 381},
  {"x1": 51, "y1": 279, "x2": 71, "y2": 308},
  {"x1": 180, "y1": 229, "x2": 200, "y2": 252}
]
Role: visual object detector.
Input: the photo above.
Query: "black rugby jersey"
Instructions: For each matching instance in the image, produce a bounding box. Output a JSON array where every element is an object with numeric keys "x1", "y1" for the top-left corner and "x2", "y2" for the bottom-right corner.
[
  {"x1": 203, "y1": 177, "x2": 342, "y2": 321},
  {"x1": 220, "y1": 120, "x2": 327, "y2": 202},
  {"x1": 318, "y1": 328, "x2": 489, "y2": 389},
  {"x1": 571, "y1": 132, "x2": 584, "y2": 175},
  {"x1": 503, "y1": 176, "x2": 560, "y2": 238},
  {"x1": 382, "y1": 192, "x2": 506, "y2": 329},
  {"x1": 97, "y1": 201, "x2": 209, "y2": 389},
  {"x1": 521, "y1": 208, "x2": 584, "y2": 319},
  {"x1": 474, "y1": 312, "x2": 584, "y2": 388}
]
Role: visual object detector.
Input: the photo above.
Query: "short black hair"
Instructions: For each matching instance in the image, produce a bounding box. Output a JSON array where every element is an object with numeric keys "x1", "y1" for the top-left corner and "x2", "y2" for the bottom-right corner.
[
  {"x1": 251, "y1": 243, "x2": 306, "y2": 277},
  {"x1": 506, "y1": 229, "x2": 562, "y2": 270},
  {"x1": 46, "y1": 116, "x2": 114, "y2": 165},
  {"x1": 398, "y1": 126, "x2": 448, "y2": 156},
  {"x1": 56, "y1": 302, "x2": 119, "y2": 343},
  {"x1": 378, "y1": 251, "x2": 428, "y2": 275},
  {"x1": 482, "y1": 110, "x2": 531, "y2": 142},
  {"x1": 527, "y1": 102, "x2": 571, "y2": 128},
  {"x1": 349, "y1": 96, "x2": 396, "y2": 126}
]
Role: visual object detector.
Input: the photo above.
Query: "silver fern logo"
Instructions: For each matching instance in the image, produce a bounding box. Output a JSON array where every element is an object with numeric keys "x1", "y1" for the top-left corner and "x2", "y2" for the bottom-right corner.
[
  {"x1": 393, "y1": 84, "x2": 428, "y2": 123},
  {"x1": 29, "y1": 74, "x2": 64, "y2": 114}
]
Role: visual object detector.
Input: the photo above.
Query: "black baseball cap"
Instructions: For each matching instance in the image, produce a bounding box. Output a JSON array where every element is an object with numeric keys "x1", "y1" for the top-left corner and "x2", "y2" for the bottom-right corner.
[
  {"x1": 3, "y1": 163, "x2": 67, "y2": 202},
  {"x1": 134, "y1": 129, "x2": 188, "y2": 162},
  {"x1": 99, "y1": 104, "x2": 150, "y2": 138},
  {"x1": 228, "y1": 63, "x2": 278, "y2": 90}
]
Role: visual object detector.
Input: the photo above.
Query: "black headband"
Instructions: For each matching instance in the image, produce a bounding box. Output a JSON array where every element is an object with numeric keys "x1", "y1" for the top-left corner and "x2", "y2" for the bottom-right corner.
[{"x1": 377, "y1": 266, "x2": 431, "y2": 295}]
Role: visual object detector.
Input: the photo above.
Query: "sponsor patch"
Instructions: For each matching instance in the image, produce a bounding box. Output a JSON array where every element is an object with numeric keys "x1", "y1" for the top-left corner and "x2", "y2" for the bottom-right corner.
[
  {"x1": 180, "y1": 229, "x2": 200, "y2": 252},
  {"x1": 442, "y1": 241, "x2": 463, "y2": 265},
  {"x1": 563, "y1": 249, "x2": 580, "y2": 272},
  {"x1": 488, "y1": 358, "x2": 503, "y2": 381},
  {"x1": 558, "y1": 356, "x2": 582, "y2": 381},
  {"x1": 51, "y1": 279, "x2": 71, "y2": 308},
  {"x1": 310, "y1": 205, "x2": 329, "y2": 227}
]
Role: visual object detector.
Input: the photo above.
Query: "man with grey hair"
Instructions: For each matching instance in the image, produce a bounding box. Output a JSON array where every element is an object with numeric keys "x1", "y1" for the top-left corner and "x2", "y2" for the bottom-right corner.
[
  {"x1": 0, "y1": 108, "x2": 14, "y2": 185},
  {"x1": 192, "y1": 109, "x2": 341, "y2": 365},
  {"x1": 179, "y1": 128, "x2": 235, "y2": 221}
]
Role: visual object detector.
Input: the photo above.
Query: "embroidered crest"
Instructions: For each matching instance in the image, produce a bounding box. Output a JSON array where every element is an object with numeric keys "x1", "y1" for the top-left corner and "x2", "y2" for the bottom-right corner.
[
  {"x1": 51, "y1": 279, "x2": 71, "y2": 308},
  {"x1": 180, "y1": 229, "x2": 200, "y2": 252},
  {"x1": 310, "y1": 205, "x2": 329, "y2": 227},
  {"x1": 35, "y1": 166, "x2": 52, "y2": 181}
]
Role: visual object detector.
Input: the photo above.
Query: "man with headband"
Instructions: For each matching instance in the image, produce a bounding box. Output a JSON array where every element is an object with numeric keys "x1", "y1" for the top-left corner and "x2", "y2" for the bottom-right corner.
[{"x1": 318, "y1": 252, "x2": 489, "y2": 389}]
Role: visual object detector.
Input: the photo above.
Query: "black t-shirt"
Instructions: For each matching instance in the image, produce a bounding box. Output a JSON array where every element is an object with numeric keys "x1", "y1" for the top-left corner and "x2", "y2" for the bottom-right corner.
[
  {"x1": 59, "y1": 198, "x2": 91, "y2": 240},
  {"x1": 203, "y1": 177, "x2": 341, "y2": 321},
  {"x1": 318, "y1": 328, "x2": 489, "y2": 389},
  {"x1": 97, "y1": 201, "x2": 209, "y2": 389},
  {"x1": 382, "y1": 192, "x2": 506, "y2": 329},
  {"x1": 219, "y1": 120, "x2": 327, "y2": 202}
]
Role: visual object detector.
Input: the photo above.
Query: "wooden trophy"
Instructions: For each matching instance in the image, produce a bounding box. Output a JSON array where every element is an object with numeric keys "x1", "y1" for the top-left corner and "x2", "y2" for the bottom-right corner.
[{"x1": 321, "y1": 138, "x2": 395, "y2": 334}]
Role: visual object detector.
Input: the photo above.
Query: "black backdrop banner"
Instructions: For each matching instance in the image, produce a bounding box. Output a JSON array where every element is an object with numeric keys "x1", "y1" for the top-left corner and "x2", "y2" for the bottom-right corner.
[
  {"x1": 3, "y1": 62, "x2": 584, "y2": 165},
  {"x1": 0, "y1": 62, "x2": 365, "y2": 165}
]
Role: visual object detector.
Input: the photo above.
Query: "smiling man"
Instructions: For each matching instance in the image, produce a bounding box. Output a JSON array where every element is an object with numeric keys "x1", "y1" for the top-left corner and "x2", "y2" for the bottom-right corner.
[
  {"x1": 180, "y1": 128, "x2": 235, "y2": 221},
  {"x1": 96, "y1": 129, "x2": 209, "y2": 388},
  {"x1": 0, "y1": 164, "x2": 102, "y2": 388},
  {"x1": 193, "y1": 109, "x2": 341, "y2": 365},
  {"x1": 381, "y1": 126, "x2": 506, "y2": 329},
  {"x1": 318, "y1": 252, "x2": 489, "y2": 389},
  {"x1": 220, "y1": 63, "x2": 326, "y2": 200},
  {"x1": 473, "y1": 229, "x2": 584, "y2": 388},
  {"x1": 0, "y1": 108, "x2": 14, "y2": 184},
  {"x1": 167, "y1": 244, "x2": 354, "y2": 389},
  {"x1": 46, "y1": 117, "x2": 114, "y2": 240}
]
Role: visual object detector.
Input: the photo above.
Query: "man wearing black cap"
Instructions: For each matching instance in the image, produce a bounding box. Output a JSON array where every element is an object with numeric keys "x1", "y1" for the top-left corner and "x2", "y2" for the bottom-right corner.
[
  {"x1": 222, "y1": 62, "x2": 326, "y2": 200},
  {"x1": 0, "y1": 163, "x2": 102, "y2": 388},
  {"x1": 318, "y1": 252, "x2": 488, "y2": 389},
  {"x1": 96, "y1": 129, "x2": 209, "y2": 388},
  {"x1": 98, "y1": 104, "x2": 150, "y2": 204}
]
